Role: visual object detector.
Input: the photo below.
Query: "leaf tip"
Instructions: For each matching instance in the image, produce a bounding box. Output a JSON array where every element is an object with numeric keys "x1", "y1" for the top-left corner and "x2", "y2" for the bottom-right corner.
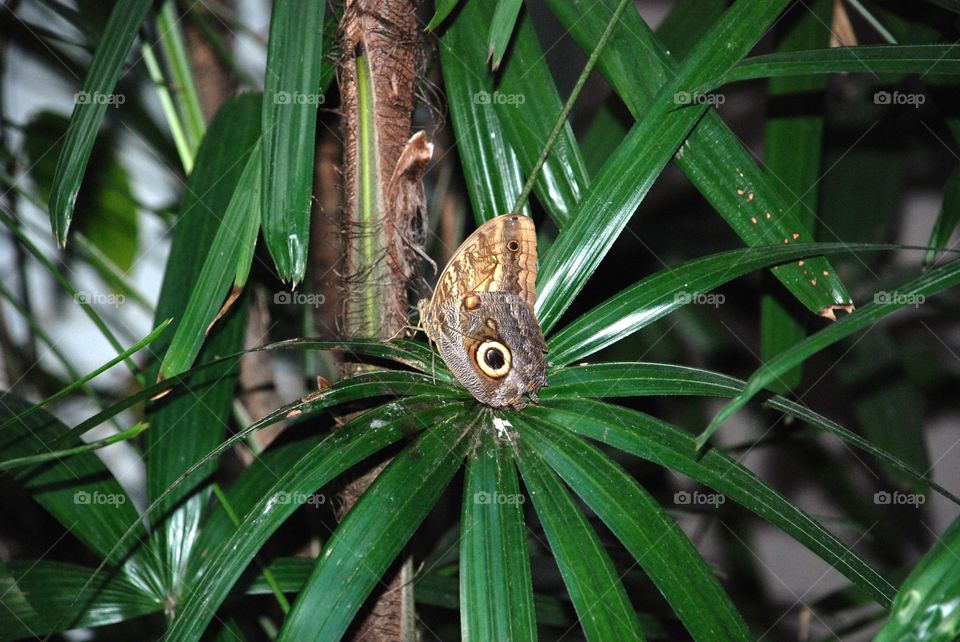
[
  {"x1": 487, "y1": 45, "x2": 499, "y2": 71},
  {"x1": 818, "y1": 303, "x2": 855, "y2": 321},
  {"x1": 696, "y1": 416, "x2": 725, "y2": 451},
  {"x1": 694, "y1": 433, "x2": 710, "y2": 452},
  {"x1": 207, "y1": 287, "x2": 244, "y2": 336},
  {"x1": 151, "y1": 374, "x2": 172, "y2": 401}
]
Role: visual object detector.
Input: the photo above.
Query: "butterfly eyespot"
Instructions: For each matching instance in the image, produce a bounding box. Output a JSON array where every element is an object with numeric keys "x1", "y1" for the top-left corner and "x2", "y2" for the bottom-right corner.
[
  {"x1": 506, "y1": 240, "x2": 520, "y2": 252},
  {"x1": 475, "y1": 340, "x2": 511, "y2": 378}
]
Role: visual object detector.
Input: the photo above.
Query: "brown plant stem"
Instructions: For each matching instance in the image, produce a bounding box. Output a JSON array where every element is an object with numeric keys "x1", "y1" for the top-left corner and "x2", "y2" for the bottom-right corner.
[{"x1": 336, "y1": 1, "x2": 428, "y2": 640}]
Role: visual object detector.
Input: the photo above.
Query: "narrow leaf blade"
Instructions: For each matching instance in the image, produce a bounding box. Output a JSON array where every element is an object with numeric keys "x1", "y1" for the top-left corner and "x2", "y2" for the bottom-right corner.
[
  {"x1": 536, "y1": 0, "x2": 794, "y2": 331},
  {"x1": 925, "y1": 166, "x2": 960, "y2": 266},
  {"x1": 48, "y1": 0, "x2": 151, "y2": 244},
  {"x1": 543, "y1": 0, "x2": 851, "y2": 317},
  {"x1": 487, "y1": 0, "x2": 523, "y2": 71},
  {"x1": 439, "y1": 0, "x2": 528, "y2": 223},
  {"x1": 701, "y1": 259, "x2": 960, "y2": 447},
  {"x1": 0, "y1": 561, "x2": 161, "y2": 638},
  {"x1": 165, "y1": 402, "x2": 462, "y2": 641},
  {"x1": 530, "y1": 399, "x2": 897, "y2": 607},
  {"x1": 548, "y1": 243, "x2": 878, "y2": 366},
  {"x1": 876, "y1": 516, "x2": 960, "y2": 641},
  {"x1": 461, "y1": 427, "x2": 536, "y2": 641},
  {"x1": 710, "y1": 44, "x2": 960, "y2": 90},
  {"x1": 759, "y1": 0, "x2": 832, "y2": 393},
  {"x1": 518, "y1": 416, "x2": 751, "y2": 641},
  {"x1": 277, "y1": 416, "x2": 470, "y2": 642},
  {"x1": 160, "y1": 142, "x2": 262, "y2": 378},
  {"x1": 516, "y1": 431, "x2": 645, "y2": 641},
  {"x1": 261, "y1": 0, "x2": 325, "y2": 282}
]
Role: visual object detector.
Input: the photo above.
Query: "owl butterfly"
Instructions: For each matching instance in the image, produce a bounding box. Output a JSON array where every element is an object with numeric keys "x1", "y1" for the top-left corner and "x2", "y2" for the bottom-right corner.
[{"x1": 418, "y1": 214, "x2": 548, "y2": 408}]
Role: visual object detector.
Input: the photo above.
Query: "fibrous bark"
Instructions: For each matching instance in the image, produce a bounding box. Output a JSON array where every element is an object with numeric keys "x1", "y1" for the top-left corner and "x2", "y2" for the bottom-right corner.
[
  {"x1": 339, "y1": 0, "x2": 431, "y2": 341},
  {"x1": 336, "y1": 1, "x2": 429, "y2": 640}
]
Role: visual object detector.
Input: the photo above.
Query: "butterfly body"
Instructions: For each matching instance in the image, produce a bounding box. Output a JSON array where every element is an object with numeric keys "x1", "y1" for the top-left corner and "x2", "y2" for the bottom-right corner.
[{"x1": 419, "y1": 214, "x2": 547, "y2": 408}]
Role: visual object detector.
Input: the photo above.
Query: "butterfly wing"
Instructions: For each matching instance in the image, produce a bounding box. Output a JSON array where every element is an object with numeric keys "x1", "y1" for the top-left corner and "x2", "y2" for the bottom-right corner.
[
  {"x1": 432, "y1": 214, "x2": 538, "y2": 311},
  {"x1": 422, "y1": 214, "x2": 547, "y2": 408},
  {"x1": 432, "y1": 291, "x2": 546, "y2": 408}
]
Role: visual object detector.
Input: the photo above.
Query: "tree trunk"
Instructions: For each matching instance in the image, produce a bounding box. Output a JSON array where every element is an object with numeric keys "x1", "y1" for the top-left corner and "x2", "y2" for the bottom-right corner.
[{"x1": 336, "y1": 1, "x2": 431, "y2": 640}]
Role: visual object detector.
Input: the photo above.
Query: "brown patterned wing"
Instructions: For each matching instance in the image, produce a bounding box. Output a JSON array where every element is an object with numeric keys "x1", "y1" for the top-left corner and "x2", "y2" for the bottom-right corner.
[
  {"x1": 420, "y1": 214, "x2": 546, "y2": 408},
  {"x1": 430, "y1": 214, "x2": 538, "y2": 312}
]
